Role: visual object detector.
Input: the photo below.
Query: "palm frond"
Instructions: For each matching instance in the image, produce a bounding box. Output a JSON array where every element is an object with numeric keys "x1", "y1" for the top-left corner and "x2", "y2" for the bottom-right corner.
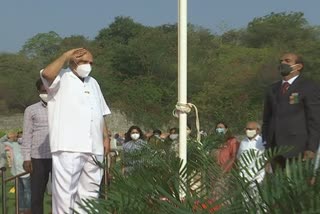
[{"x1": 80, "y1": 140, "x2": 320, "y2": 213}]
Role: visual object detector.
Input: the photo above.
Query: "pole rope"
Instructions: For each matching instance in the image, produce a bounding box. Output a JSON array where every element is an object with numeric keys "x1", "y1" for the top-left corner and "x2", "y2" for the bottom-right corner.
[{"x1": 173, "y1": 103, "x2": 202, "y2": 144}]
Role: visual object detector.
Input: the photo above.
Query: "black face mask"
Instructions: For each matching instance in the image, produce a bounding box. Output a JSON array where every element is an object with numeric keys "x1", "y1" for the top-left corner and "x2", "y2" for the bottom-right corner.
[{"x1": 278, "y1": 63, "x2": 293, "y2": 77}]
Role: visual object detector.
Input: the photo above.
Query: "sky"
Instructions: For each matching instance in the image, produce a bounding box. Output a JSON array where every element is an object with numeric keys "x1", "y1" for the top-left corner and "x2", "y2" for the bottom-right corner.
[{"x1": 0, "y1": 0, "x2": 319, "y2": 53}]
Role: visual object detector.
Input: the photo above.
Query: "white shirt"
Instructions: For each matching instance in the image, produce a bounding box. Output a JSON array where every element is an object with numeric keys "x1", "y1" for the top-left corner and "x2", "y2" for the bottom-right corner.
[
  {"x1": 237, "y1": 134, "x2": 265, "y2": 183},
  {"x1": 282, "y1": 75, "x2": 299, "y2": 85},
  {"x1": 40, "y1": 68, "x2": 111, "y2": 155}
]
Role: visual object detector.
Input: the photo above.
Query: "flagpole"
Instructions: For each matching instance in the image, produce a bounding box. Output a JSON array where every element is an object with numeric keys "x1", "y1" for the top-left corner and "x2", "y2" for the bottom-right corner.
[{"x1": 178, "y1": 0, "x2": 187, "y2": 198}]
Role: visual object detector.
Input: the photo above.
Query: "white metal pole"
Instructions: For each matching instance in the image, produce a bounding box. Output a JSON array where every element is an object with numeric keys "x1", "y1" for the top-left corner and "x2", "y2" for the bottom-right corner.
[{"x1": 178, "y1": 0, "x2": 187, "y2": 187}]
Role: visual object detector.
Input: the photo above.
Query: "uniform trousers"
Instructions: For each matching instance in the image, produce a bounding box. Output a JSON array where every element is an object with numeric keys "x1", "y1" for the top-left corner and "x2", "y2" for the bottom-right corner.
[{"x1": 52, "y1": 151, "x2": 103, "y2": 214}]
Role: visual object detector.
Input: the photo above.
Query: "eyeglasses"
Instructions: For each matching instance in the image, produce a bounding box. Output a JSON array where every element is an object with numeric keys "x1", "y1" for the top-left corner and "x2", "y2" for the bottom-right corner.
[{"x1": 245, "y1": 128, "x2": 256, "y2": 130}]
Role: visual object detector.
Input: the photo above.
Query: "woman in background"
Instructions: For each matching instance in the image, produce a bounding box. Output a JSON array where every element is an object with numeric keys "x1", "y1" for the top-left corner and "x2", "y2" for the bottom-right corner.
[
  {"x1": 122, "y1": 125, "x2": 147, "y2": 175},
  {"x1": 215, "y1": 122, "x2": 240, "y2": 173}
]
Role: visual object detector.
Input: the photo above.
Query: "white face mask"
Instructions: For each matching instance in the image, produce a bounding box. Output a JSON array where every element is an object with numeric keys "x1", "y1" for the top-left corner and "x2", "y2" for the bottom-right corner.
[
  {"x1": 169, "y1": 134, "x2": 179, "y2": 140},
  {"x1": 216, "y1": 128, "x2": 225, "y2": 134},
  {"x1": 246, "y1": 129, "x2": 257, "y2": 139},
  {"x1": 131, "y1": 133, "x2": 140, "y2": 140},
  {"x1": 39, "y1": 93, "x2": 49, "y2": 102},
  {"x1": 76, "y1": 64, "x2": 92, "y2": 78}
]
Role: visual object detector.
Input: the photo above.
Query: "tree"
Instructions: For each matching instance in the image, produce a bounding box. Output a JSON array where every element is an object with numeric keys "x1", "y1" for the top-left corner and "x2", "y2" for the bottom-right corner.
[
  {"x1": 111, "y1": 26, "x2": 177, "y2": 78},
  {"x1": 0, "y1": 53, "x2": 39, "y2": 111},
  {"x1": 244, "y1": 12, "x2": 316, "y2": 49},
  {"x1": 191, "y1": 46, "x2": 273, "y2": 132},
  {"x1": 113, "y1": 76, "x2": 176, "y2": 128},
  {"x1": 20, "y1": 31, "x2": 62, "y2": 67},
  {"x1": 60, "y1": 35, "x2": 91, "y2": 51},
  {"x1": 221, "y1": 29, "x2": 245, "y2": 46},
  {"x1": 95, "y1": 16, "x2": 146, "y2": 47}
]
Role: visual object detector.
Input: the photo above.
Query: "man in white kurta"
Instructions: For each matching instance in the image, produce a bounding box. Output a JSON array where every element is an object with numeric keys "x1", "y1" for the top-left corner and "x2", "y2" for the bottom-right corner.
[
  {"x1": 40, "y1": 48, "x2": 111, "y2": 213},
  {"x1": 237, "y1": 121, "x2": 266, "y2": 209},
  {"x1": 237, "y1": 121, "x2": 265, "y2": 184}
]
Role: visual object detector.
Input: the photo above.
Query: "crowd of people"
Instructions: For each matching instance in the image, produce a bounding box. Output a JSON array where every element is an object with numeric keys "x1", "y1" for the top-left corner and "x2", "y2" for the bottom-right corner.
[
  {"x1": 1, "y1": 50, "x2": 320, "y2": 213},
  {"x1": 0, "y1": 131, "x2": 31, "y2": 214},
  {"x1": 1, "y1": 119, "x2": 265, "y2": 213}
]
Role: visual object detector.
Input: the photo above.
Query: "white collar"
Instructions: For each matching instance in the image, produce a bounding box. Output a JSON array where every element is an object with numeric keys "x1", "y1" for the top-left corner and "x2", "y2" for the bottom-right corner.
[
  {"x1": 246, "y1": 134, "x2": 261, "y2": 142},
  {"x1": 282, "y1": 75, "x2": 299, "y2": 85}
]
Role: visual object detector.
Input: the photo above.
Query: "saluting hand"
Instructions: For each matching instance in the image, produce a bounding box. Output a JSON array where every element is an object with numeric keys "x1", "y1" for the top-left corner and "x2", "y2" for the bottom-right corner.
[{"x1": 63, "y1": 48, "x2": 87, "y2": 63}]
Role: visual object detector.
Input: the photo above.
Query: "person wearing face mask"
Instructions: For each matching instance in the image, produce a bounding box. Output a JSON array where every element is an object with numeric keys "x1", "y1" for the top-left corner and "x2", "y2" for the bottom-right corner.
[
  {"x1": 40, "y1": 48, "x2": 111, "y2": 213},
  {"x1": 148, "y1": 129, "x2": 164, "y2": 146},
  {"x1": 214, "y1": 122, "x2": 240, "y2": 173},
  {"x1": 262, "y1": 53, "x2": 320, "y2": 171},
  {"x1": 4, "y1": 131, "x2": 32, "y2": 214},
  {"x1": 236, "y1": 122, "x2": 265, "y2": 208},
  {"x1": 165, "y1": 127, "x2": 179, "y2": 154},
  {"x1": 20, "y1": 78, "x2": 51, "y2": 214},
  {"x1": 215, "y1": 126, "x2": 226, "y2": 135},
  {"x1": 237, "y1": 121, "x2": 265, "y2": 183},
  {"x1": 122, "y1": 126, "x2": 147, "y2": 175}
]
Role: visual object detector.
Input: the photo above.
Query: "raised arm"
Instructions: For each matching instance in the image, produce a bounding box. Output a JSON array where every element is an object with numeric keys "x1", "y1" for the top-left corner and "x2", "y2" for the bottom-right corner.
[{"x1": 42, "y1": 48, "x2": 87, "y2": 84}]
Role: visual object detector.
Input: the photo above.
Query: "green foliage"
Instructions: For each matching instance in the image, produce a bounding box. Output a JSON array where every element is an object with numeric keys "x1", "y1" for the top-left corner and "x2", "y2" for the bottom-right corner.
[
  {"x1": 192, "y1": 46, "x2": 274, "y2": 132},
  {"x1": 83, "y1": 141, "x2": 217, "y2": 213},
  {"x1": 96, "y1": 16, "x2": 146, "y2": 46},
  {"x1": 2, "y1": 11, "x2": 320, "y2": 133},
  {"x1": 2, "y1": 11, "x2": 320, "y2": 213},
  {"x1": 0, "y1": 53, "x2": 39, "y2": 111},
  {"x1": 244, "y1": 12, "x2": 316, "y2": 49},
  {"x1": 79, "y1": 138, "x2": 320, "y2": 213},
  {"x1": 221, "y1": 29, "x2": 246, "y2": 46},
  {"x1": 202, "y1": 133, "x2": 226, "y2": 152},
  {"x1": 116, "y1": 76, "x2": 176, "y2": 127},
  {"x1": 0, "y1": 130, "x2": 6, "y2": 137},
  {"x1": 20, "y1": 31, "x2": 62, "y2": 67},
  {"x1": 60, "y1": 35, "x2": 91, "y2": 52}
]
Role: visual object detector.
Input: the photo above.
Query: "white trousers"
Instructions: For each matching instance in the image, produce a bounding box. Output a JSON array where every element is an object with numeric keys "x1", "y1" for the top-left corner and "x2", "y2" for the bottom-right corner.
[{"x1": 52, "y1": 152, "x2": 103, "y2": 214}]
